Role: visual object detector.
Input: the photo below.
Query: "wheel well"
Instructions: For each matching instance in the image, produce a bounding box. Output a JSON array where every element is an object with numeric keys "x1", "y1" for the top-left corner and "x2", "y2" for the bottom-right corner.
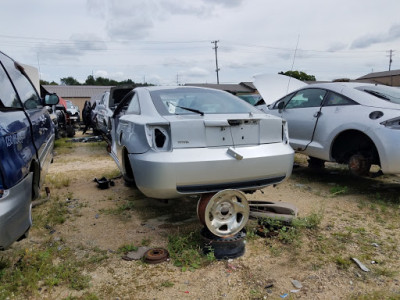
[
  {"x1": 122, "y1": 148, "x2": 134, "y2": 180},
  {"x1": 331, "y1": 130, "x2": 380, "y2": 165},
  {"x1": 29, "y1": 160, "x2": 40, "y2": 200}
]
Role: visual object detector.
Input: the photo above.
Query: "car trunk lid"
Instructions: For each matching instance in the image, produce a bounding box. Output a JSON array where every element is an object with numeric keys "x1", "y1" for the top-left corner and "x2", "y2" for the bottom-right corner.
[{"x1": 164, "y1": 114, "x2": 283, "y2": 149}]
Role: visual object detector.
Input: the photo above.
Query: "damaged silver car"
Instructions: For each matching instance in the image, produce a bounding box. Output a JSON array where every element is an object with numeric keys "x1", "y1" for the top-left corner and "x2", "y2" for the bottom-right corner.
[
  {"x1": 109, "y1": 86, "x2": 294, "y2": 236},
  {"x1": 256, "y1": 76, "x2": 400, "y2": 176}
]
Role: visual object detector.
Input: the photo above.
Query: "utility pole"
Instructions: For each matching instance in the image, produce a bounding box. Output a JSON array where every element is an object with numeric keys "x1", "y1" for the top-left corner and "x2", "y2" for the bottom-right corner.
[
  {"x1": 388, "y1": 49, "x2": 395, "y2": 71},
  {"x1": 211, "y1": 40, "x2": 220, "y2": 84}
]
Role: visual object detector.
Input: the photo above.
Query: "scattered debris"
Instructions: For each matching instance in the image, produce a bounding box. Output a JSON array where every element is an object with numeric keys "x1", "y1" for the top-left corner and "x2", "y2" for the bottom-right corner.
[
  {"x1": 280, "y1": 293, "x2": 288, "y2": 298},
  {"x1": 94, "y1": 177, "x2": 114, "y2": 189},
  {"x1": 351, "y1": 257, "x2": 370, "y2": 272},
  {"x1": 249, "y1": 201, "x2": 298, "y2": 222},
  {"x1": 291, "y1": 279, "x2": 303, "y2": 289},
  {"x1": 143, "y1": 248, "x2": 170, "y2": 264},
  {"x1": 122, "y1": 246, "x2": 150, "y2": 261},
  {"x1": 290, "y1": 289, "x2": 300, "y2": 293},
  {"x1": 67, "y1": 135, "x2": 104, "y2": 143},
  {"x1": 371, "y1": 243, "x2": 379, "y2": 248}
]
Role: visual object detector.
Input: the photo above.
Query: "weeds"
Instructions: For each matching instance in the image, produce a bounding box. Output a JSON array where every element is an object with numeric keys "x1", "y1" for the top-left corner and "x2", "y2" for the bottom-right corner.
[
  {"x1": 168, "y1": 231, "x2": 212, "y2": 271},
  {"x1": 46, "y1": 173, "x2": 71, "y2": 188},
  {"x1": 0, "y1": 242, "x2": 90, "y2": 299},
  {"x1": 329, "y1": 185, "x2": 348, "y2": 196},
  {"x1": 117, "y1": 244, "x2": 138, "y2": 254}
]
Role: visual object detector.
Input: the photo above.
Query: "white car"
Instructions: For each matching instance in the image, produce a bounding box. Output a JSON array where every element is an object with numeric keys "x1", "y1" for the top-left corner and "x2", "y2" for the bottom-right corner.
[
  {"x1": 110, "y1": 86, "x2": 294, "y2": 236},
  {"x1": 256, "y1": 77, "x2": 400, "y2": 176},
  {"x1": 110, "y1": 86, "x2": 294, "y2": 199}
]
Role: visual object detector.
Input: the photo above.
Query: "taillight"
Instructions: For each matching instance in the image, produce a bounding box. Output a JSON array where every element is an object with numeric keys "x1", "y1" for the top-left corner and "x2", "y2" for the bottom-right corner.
[{"x1": 146, "y1": 125, "x2": 171, "y2": 151}]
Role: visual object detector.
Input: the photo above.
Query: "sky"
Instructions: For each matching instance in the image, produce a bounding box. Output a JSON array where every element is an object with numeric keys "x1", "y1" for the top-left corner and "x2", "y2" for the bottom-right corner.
[{"x1": 1, "y1": 0, "x2": 400, "y2": 85}]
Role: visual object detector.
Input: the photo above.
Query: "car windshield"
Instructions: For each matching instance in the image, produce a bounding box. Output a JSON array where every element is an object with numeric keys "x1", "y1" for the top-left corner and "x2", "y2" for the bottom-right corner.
[
  {"x1": 356, "y1": 85, "x2": 400, "y2": 104},
  {"x1": 150, "y1": 88, "x2": 260, "y2": 115},
  {"x1": 66, "y1": 101, "x2": 73, "y2": 109}
]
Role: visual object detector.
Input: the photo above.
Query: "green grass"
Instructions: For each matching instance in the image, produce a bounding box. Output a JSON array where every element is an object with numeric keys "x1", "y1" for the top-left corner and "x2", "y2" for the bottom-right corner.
[
  {"x1": 117, "y1": 244, "x2": 138, "y2": 254},
  {"x1": 0, "y1": 242, "x2": 90, "y2": 299},
  {"x1": 167, "y1": 230, "x2": 215, "y2": 271}
]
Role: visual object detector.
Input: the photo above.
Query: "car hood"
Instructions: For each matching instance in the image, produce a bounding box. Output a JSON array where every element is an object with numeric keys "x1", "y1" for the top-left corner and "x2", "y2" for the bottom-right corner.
[{"x1": 253, "y1": 74, "x2": 308, "y2": 105}]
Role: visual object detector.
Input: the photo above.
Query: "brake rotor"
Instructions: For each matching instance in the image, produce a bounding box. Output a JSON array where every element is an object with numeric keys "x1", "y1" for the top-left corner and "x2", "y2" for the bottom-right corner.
[
  {"x1": 197, "y1": 190, "x2": 249, "y2": 237},
  {"x1": 143, "y1": 248, "x2": 169, "y2": 264},
  {"x1": 348, "y1": 154, "x2": 371, "y2": 176}
]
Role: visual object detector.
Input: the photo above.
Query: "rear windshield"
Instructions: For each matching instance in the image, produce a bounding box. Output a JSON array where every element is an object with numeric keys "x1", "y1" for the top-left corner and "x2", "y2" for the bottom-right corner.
[
  {"x1": 356, "y1": 85, "x2": 400, "y2": 104},
  {"x1": 150, "y1": 88, "x2": 260, "y2": 115}
]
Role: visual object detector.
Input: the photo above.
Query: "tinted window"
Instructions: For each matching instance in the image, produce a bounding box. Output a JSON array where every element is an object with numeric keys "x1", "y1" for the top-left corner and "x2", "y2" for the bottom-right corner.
[
  {"x1": 125, "y1": 93, "x2": 140, "y2": 114},
  {"x1": 0, "y1": 62, "x2": 21, "y2": 109},
  {"x1": 0, "y1": 53, "x2": 41, "y2": 110},
  {"x1": 150, "y1": 88, "x2": 259, "y2": 115},
  {"x1": 285, "y1": 89, "x2": 326, "y2": 109},
  {"x1": 323, "y1": 91, "x2": 357, "y2": 106}
]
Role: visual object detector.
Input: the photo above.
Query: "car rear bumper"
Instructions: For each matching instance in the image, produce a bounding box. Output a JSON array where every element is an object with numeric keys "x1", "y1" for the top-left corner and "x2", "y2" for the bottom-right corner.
[
  {"x1": 0, "y1": 173, "x2": 33, "y2": 250},
  {"x1": 130, "y1": 143, "x2": 294, "y2": 199}
]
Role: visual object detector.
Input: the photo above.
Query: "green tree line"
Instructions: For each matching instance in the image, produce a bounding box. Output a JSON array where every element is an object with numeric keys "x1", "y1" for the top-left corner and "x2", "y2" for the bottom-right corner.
[{"x1": 40, "y1": 75, "x2": 152, "y2": 87}]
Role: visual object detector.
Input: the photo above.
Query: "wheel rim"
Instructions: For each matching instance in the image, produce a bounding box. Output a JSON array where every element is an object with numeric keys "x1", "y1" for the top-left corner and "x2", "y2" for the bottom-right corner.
[{"x1": 198, "y1": 190, "x2": 249, "y2": 237}]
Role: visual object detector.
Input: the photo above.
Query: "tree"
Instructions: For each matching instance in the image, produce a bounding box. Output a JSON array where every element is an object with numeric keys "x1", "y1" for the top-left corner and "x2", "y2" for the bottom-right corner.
[
  {"x1": 60, "y1": 76, "x2": 81, "y2": 85},
  {"x1": 279, "y1": 70, "x2": 316, "y2": 81},
  {"x1": 40, "y1": 79, "x2": 58, "y2": 85}
]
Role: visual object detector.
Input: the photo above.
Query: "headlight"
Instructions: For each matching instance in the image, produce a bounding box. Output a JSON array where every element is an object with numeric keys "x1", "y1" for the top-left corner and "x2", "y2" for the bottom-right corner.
[{"x1": 380, "y1": 117, "x2": 400, "y2": 129}]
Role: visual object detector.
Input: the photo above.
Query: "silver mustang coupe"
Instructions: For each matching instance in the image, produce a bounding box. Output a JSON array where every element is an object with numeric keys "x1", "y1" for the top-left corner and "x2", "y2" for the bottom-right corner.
[
  {"x1": 110, "y1": 86, "x2": 294, "y2": 199},
  {"x1": 257, "y1": 80, "x2": 400, "y2": 176}
]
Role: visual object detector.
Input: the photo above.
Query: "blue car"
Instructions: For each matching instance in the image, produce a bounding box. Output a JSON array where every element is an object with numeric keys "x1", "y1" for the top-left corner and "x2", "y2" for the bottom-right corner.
[{"x1": 0, "y1": 51, "x2": 58, "y2": 250}]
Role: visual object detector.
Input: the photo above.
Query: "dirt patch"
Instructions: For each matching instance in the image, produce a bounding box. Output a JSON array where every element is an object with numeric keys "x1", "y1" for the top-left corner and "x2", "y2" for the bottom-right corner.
[{"x1": 4, "y1": 135, "x2": 400, "y2": 299}]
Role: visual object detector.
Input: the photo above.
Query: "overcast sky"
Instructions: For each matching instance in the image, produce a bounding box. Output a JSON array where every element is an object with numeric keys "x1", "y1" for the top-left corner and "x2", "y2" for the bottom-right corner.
[{"x1": 1, "y1": 0, "x2": 399, "y2": 85}]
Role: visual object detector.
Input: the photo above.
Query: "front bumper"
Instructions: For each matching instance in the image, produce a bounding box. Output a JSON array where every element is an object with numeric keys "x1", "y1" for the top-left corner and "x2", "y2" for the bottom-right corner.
[
  {"x1": 130, "y1": 143, "x2": 294, "y2": 199},
  {"x1": 0, "y1": 173, "x2": 33, "y2": 250}
]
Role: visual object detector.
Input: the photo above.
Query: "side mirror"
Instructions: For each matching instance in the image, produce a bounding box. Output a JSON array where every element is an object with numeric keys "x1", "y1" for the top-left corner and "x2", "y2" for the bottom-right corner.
[
  {"x1": 45, "y1": 94, "x2": 59, "y2": 106},
  {"x1": 277, "y1": 101, "x2": 285, "y2": 112}
]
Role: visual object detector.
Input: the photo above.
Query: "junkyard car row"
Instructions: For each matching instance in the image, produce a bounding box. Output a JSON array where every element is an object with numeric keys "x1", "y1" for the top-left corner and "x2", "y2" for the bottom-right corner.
[{"x1": 2, "y1": 47, "x2": 400, "y2": 248}]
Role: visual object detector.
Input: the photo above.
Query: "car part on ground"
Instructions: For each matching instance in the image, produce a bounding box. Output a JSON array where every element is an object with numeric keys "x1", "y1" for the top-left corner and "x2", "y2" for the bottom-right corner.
[
  {"x1": 200, "y1": 227, "x2": 246, "y2": 260},
  {"x1": 197, "y1": 190, "x2": 249, "y2": 237},
  {"x1": 143, "y1": 248, "x2": 170, "y2": 264},
  {"x1": 255, "y1": 75, "x2": 400, "y2": 176},
  {"x1": 93, "y1": 177, "x2": 115, "y2": 189},
  {"x1": 248, "y1": 201, "x2": 298, "y2": 222}
]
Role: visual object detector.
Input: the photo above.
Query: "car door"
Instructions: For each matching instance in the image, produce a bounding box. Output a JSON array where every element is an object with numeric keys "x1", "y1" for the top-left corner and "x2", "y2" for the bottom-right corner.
[
  {"x1": 310, "y1": 91, "x2": 359, "y2": 157},
  {"x1": 278, "y1": 88, "x2": 327, "y2": 151},
  {"x1": 0, "y1": 54, "x2": 34, "y2": 190},
  {"x1": 2, "y1": 55, "x2": 53, "y2": 162},
  {"x1": 110, "y1": 91, "x2": 136, "y2": 166}
]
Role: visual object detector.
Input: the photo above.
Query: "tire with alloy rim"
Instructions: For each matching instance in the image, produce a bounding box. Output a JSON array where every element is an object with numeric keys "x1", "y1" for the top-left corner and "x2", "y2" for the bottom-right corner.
[{"x1": 197, "y1": 189, "x2": 249, "y2": 237}]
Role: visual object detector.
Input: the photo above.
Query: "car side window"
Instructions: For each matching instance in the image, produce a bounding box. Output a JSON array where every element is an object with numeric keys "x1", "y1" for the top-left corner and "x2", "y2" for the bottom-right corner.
[
  {"x1": 0, "y1": 62, "x2": 22, "y2": 109},
  {"x1": 125, "y1": 93, "x2": 140, "y2": 114},
  {"x1": 285, "y1": 89, "x2": 326, "y2": 109},
  {"x1": 272, "y1": 93, "x2": 294, "y2": 109},
  {"x1": 0, "y1": 54, "x2": 41, "y2": 110},
  {"x1": 323, "y1": 91, "x2": 357, "y2": 106}
]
